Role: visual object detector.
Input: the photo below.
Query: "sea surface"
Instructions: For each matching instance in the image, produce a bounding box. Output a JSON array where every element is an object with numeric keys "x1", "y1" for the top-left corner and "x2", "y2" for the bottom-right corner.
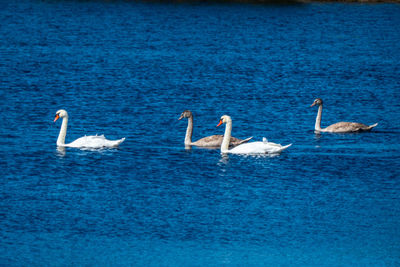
[{"x1": 1, "y1": 0, "x2": 400, "y2": 266}]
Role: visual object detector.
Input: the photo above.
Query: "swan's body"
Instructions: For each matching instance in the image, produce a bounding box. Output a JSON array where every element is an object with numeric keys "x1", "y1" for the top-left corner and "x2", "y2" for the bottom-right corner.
[
  {"x1": 224, "y1": 138, "x2": 292, "y2": 154},
  {"x1": 311, "y1": 98, "x2": 378, "y2": 133},
  {"x1": 179, "y1": 110, "x2": 252, "y2": 147},
  {"x1": 217, "y1": 115, "x2": 291, "y2": 154},
  {"x1": 54, "y1": 109, "x2": 125, "y2": 148}
]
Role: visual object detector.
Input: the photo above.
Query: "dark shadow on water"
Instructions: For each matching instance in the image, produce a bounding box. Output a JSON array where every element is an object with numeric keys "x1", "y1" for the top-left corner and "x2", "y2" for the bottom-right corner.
[
  {"x1": 313, "y1": 129, "x2": 391, "y2": 138},
  {"x1": 368, "y1": 130, "x2": 400, "y2": 134}
]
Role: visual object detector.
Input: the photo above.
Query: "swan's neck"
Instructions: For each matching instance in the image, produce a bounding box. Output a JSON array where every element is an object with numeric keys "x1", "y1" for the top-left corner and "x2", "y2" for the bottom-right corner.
[
  {"x1": 315, "y1": 105, "x2": 323, "y2": 131},
  {"x1": 221, "y1": 121, "x2": 232, "y2": 153},
  {"x1": 57, "y1": 117, "x2": 68, "y2": 146},
  {"x1": 184, "y1": 116, "x2": 193, "y2": 145}
]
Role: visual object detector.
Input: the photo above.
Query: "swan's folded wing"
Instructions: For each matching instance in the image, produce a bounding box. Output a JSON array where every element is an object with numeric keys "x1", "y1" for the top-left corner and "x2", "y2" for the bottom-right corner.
[
  {"x1": 228, "y1": 141, "x2": 291, "y2": 154},
  {"x1": 228, "y1": 142, "x2": 272, "y2": 154},
  {"x1": 66, "y1": 135, "x2": 125, "y2": 148},
  {"x1": 192, "y1": 135, "x2": 224, "y2": 147},
  {"x1": 325, "y1": 122, "x2": 373, "y2": 132}
]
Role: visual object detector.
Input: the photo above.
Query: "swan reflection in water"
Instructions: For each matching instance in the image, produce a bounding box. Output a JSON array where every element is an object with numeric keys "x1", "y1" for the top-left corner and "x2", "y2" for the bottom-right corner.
[
  {"x1": 217, "y1": 151, "x2": 281, "y2": 174},
  {"x1": 55, "y1": 144, "x2": 123, "y2": 158},
  {"x1": 56, "y1": 146, "x2": 66, "y2": 157},
  {"x1": 184, "y1": 144, "x2": 192, "y2": 151},
  {"x1": 219, "y1": 153, "x2": 230, "y2": 165}
]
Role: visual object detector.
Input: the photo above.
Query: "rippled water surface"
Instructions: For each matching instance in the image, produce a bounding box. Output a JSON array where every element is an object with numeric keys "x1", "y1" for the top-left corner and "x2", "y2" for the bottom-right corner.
[{"x1": 1, "y1": 1, "x2": 400, "y2": 266}]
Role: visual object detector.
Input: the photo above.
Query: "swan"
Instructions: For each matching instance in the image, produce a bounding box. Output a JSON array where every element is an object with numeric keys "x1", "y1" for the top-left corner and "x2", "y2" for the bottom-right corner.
[
  {"x1": 310, "y1": 98, "x2": 378, "y2": 133},
  {"x1": 178, "y1": 110, "x2": 252, "y2": 147},
  {"x1": 217, "y1": 115, "x2": 291, "y2": 154},
  {"x1": 54, "y1": 109, "x2": 125, "y2": 148}
]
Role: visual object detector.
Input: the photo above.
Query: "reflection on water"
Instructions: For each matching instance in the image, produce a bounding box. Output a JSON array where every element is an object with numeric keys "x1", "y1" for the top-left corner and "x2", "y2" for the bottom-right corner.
[
  {"x1": 314, "y1": 132, "x2": 322, "y2": 140},
  {"x1": 184, "y1": 145, "x2": 192, "y2": 150},
  {"x1": 56, "y1": 146, "x2": 66, "y2": 157},
  {"x1": 219, "y1": 153, "x2": 230, "y2": 165},
  {"x1": 55, "y1": 145, "x2": 123, "y2": 158}
]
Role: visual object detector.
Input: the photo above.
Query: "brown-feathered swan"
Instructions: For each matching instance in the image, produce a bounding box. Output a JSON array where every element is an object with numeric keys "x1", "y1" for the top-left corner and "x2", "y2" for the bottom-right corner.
[
  {"x1": 178, "y1": 110, "x2": 252, "y2": 147},
  {"x1": 310, "y1": 98, "x2": 378, "y2": 133}
]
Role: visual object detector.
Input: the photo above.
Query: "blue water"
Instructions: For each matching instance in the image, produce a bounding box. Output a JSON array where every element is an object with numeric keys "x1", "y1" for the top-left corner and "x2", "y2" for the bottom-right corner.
[{"x1": 1, "y1": 0, "x2": 400, "y2": 265}]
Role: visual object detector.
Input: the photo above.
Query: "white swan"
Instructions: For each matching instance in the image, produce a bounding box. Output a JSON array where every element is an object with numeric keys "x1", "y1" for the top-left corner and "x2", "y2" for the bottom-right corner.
[
  {"x1": 311, "y1": 98, "x2": 378, "y2": 133},
  {"x1": 217, "y1": 115, "x2": 291, "y2": 154},
  {"x1": 54, "y1": 109, "x2": 125, "y2": 148}
]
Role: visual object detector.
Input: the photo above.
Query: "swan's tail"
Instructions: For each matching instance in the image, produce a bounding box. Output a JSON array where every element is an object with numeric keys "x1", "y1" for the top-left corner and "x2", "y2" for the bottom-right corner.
[
  {"x1": 111, "y1": 137, "x2": 126, "y2": 147},
  {"x1": 368, "y1": 123, "x2": 378, "y2": 130},
  {"x1": 281, "y1": 143, "x2": 292, "y2": 150},
  {"x1": 268, "y1": 143, "x2": 292, "y2": 154}
]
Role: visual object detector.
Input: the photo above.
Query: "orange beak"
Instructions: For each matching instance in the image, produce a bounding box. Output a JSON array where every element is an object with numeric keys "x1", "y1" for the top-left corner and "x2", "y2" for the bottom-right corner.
[
  {"x1": 216, "y1": 120, "x2": 223, "y2": 127},
  {"x1": 54, "y1": 114, "x2": 60, "y2": 122},
  {"x1": 310, "y1": 102, "x2": 316, "y2": 107}
]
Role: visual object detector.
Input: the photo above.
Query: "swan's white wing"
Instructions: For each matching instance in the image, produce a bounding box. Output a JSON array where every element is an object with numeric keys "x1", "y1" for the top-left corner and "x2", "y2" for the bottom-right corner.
[
  {"x1": 228, "y1": 140, "x2": 291, "y2": 154},
  {"x1": 228, "y1": 142, "x2": 265, "y2": 154},
  {"x1": 65, "y1": 135, "x2": 125, "y2": 148}
]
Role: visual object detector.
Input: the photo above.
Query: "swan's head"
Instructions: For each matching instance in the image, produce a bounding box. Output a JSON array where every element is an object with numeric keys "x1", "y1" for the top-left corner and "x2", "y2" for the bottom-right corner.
[
  {"x1": 217, "y1": 115, "x2": 232, "y2": 127},
  {"x1": 310, "y1": 98, "x2": 323, "y2": 107},
  {"x1": 54, "y1": 109, "x2": 68, "y2": 122},
  {"x1": 178, "y1": 110, "x2": 193, "y2": 120}
]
